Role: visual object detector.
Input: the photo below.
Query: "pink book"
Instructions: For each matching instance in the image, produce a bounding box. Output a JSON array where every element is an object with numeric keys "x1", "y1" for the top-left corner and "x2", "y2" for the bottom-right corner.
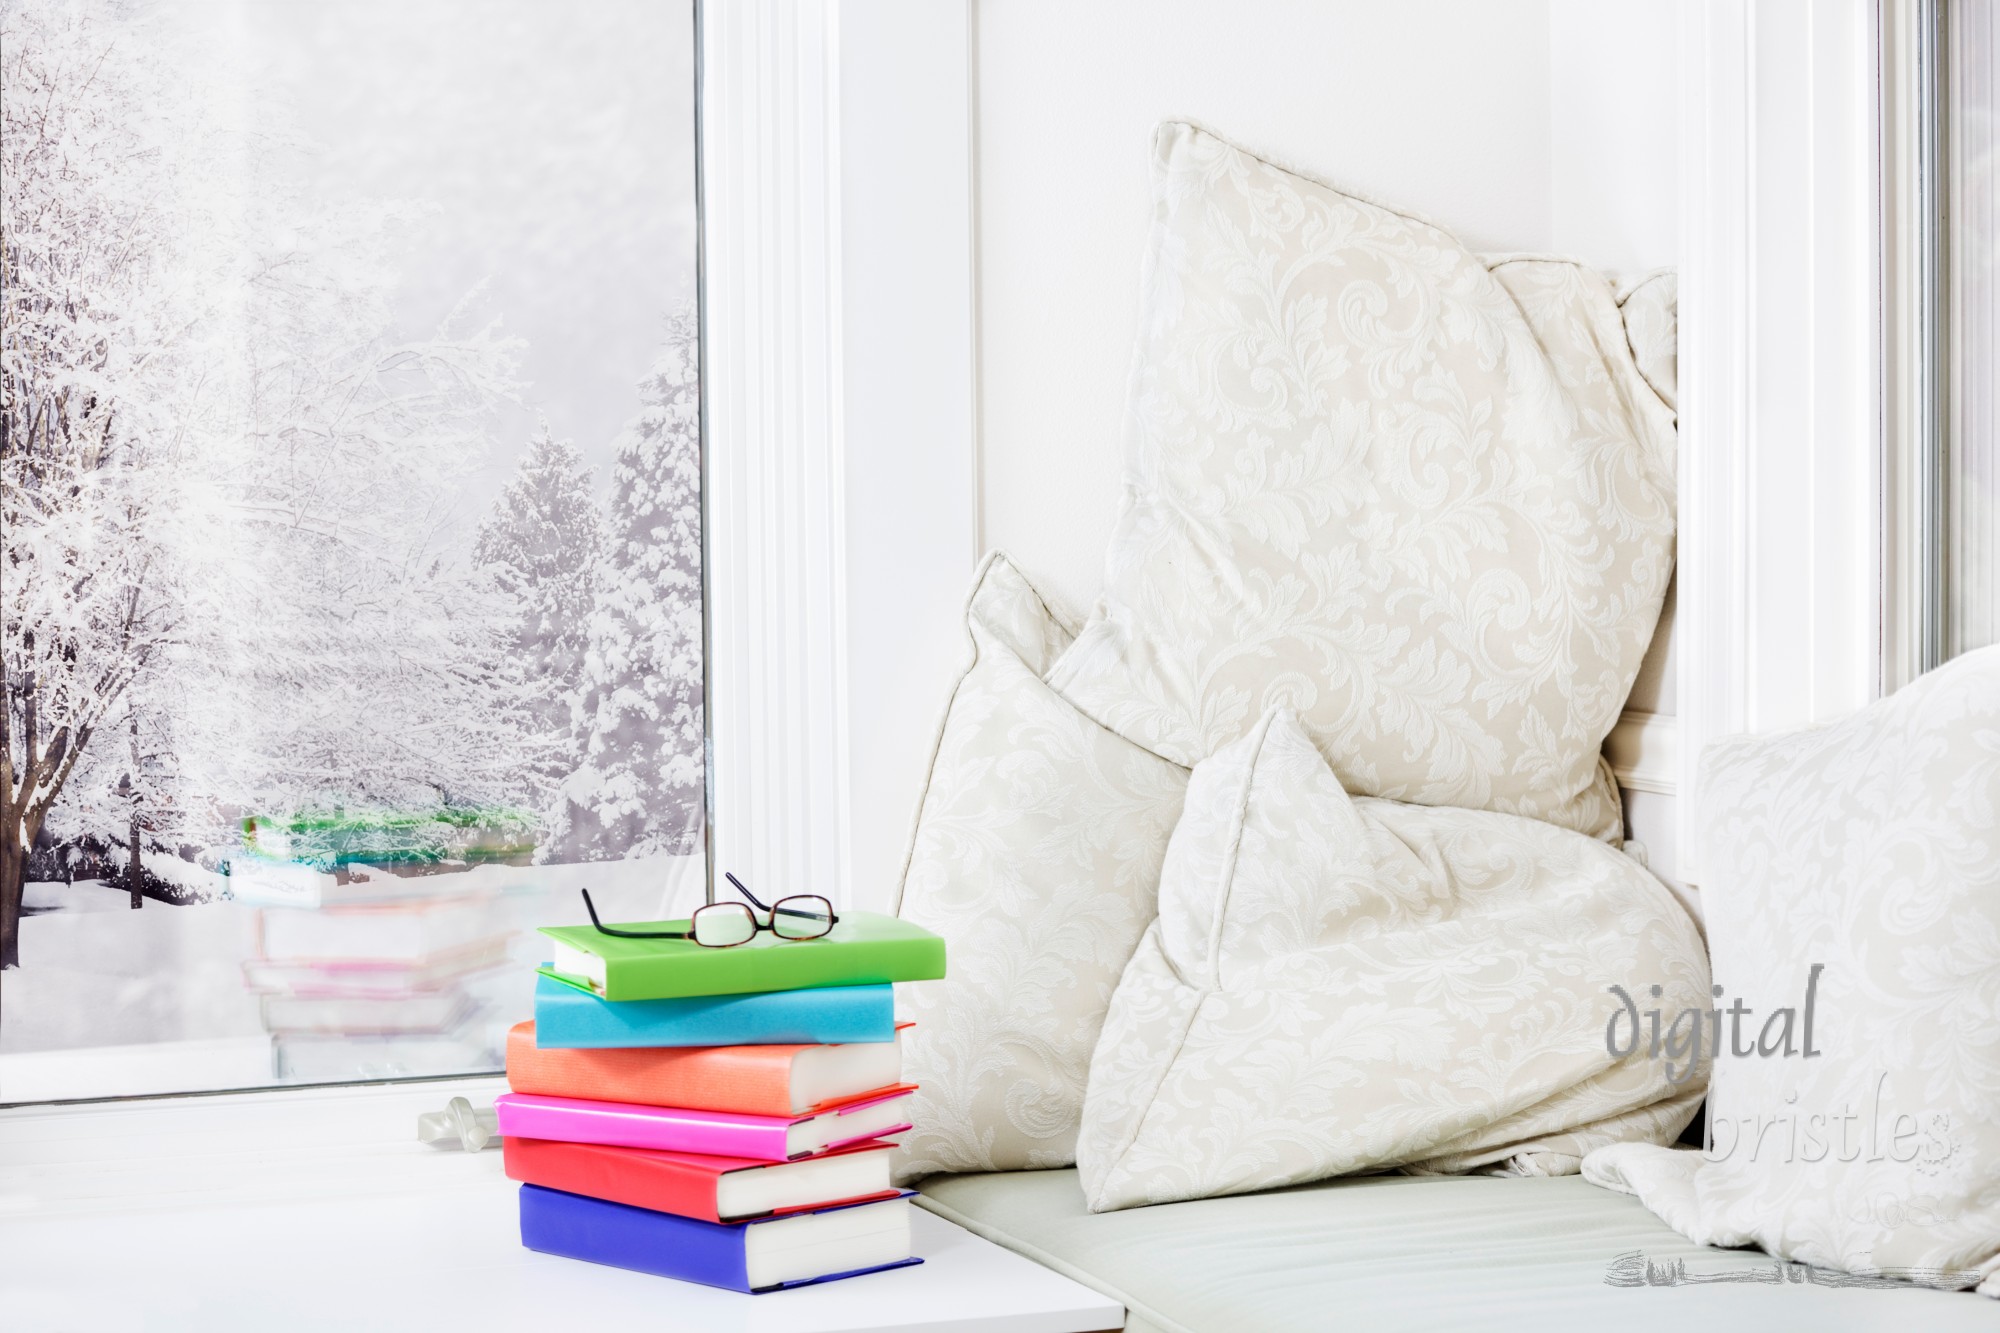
[{"x1": 493, "y1": 1088, "x2": 913, "y2": 1162}]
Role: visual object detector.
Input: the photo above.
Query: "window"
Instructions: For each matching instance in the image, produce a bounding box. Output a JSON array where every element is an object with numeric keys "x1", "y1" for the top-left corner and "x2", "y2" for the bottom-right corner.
[
  {"x1": 1890, "y1": 0, "x2": 2000, "y2": 673},
  {"x1": 0, "y1": 0, "x2": 706, "y2": 1101},
  {"x1": 1947, "y1": 0, "x2": 2000, "y2": 658}
]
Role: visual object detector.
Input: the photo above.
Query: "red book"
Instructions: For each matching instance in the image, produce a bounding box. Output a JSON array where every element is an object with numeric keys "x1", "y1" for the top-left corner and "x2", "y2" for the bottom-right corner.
[{"x1": 501, "y1": 1135, "x2": 902, "y2": 1224}]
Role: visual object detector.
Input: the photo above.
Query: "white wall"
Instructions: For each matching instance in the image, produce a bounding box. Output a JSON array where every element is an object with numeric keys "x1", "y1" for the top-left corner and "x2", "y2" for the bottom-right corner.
[
  {"x1": 1550, "y1": 1, "x2": 1682, "y2": 275},
  {"x1": 838, "y1": 1, "x2": 978, "y2": 910}
]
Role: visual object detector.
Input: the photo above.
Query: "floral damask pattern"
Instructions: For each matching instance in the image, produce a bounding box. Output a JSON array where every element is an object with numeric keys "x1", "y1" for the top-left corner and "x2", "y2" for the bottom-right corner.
[
  {"x1": 1583, "y1": 647, "x2": 2000, "y2": 1297},
  {"x1": 1076, "y1": 707, "x2": 1709, "y2": 1213},
  {"x1": 893, "y1": 554, "x2": 1189, "y2": 1179},
  {"x1": 1046, "y1": 122, "x2": 1678, "y2": 842},
  {"x1": 1618, "y1": 269, "x2": 1678, "y2": 417}
]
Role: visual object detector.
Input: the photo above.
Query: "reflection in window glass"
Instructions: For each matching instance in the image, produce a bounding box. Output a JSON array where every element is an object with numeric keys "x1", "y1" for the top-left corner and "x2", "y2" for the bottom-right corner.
[
  {"x1": 1951, "y1": 0, "x2": 2000, "y2": 657},
  {"x1": 0, "y1": 0, "x2": 704, "y2": 1100}
]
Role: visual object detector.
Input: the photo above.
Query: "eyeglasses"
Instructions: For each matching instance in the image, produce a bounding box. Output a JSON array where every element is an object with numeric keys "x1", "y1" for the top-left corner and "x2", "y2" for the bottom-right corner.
[{"x1": 580, "y1": 873, "x2": 838, "y2": 948}]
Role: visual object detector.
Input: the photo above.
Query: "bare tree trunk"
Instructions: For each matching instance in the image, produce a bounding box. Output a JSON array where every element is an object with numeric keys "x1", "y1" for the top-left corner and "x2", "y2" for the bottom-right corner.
[
  {"x1": 127, "y1": 817, "x2": 143, "y2": 909},
  {"x1": 126, "y1": 713, "x2": 143, "y2": 910},
  {"x1": 0, "y1": 831, "x2": 21, "y2": 970}
]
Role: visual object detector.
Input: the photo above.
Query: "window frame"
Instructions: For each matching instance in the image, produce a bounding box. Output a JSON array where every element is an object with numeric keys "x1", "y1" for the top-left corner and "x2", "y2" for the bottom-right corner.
[
  {"x1": 0, "y1": 0, "x2": 714, "y2": 1108},
  {"x1": 1676, "y1": 0, "x2": 1886, "y2": 879},
  {"x1": 700, "y1": 0, "x2": 977, "y2": 918},
  {"x1": 1882, "y1": 0, "x2": 1952, "y2": 688},
  {"x1": 2, "y1": 0, "x2": 977, "y2": 1113}
]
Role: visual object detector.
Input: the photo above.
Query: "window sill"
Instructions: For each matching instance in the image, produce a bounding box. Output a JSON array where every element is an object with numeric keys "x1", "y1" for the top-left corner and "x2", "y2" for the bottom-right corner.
[
  {"x1": 1, "y1": 1075, "x2": 510, "y2": 1214},
  {"x1": 0, "y1": 1077, "x2": 1124, "y2": 1332}
]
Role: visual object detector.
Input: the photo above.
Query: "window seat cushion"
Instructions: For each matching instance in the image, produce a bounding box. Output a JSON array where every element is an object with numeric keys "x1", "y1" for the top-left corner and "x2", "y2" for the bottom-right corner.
[{"x1": 916, "y1": 1168, "x2": 2000, "y2": 1333}]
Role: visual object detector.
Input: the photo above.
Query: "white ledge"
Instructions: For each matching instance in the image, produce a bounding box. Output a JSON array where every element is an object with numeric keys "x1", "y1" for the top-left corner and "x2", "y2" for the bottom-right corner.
[{"x1": 1607, "y1": 709, "x2": 1679, "y2": 796}]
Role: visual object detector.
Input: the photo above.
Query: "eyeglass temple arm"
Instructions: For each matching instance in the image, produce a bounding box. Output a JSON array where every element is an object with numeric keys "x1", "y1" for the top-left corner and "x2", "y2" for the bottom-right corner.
[
  {"x1": 724, "y1": 873, "x2": 839, "y2": 925},
  {"x1": 779, "y1": 901, "x2": 839, "y2": 924},
  {"x1": 581, "y1": 887, "x2": 693, "y2": 940},
  {"x1": 723, "y1": 872, "x2": 768, "y2": 910}
]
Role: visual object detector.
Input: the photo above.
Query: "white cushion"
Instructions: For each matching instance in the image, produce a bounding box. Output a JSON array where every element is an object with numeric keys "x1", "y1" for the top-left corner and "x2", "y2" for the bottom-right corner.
[
  {"x1": 1584, "y1": 646, "x2": 2000, "y2": 1296},
  {"x1": 1046, "y1": 122, "x2": 1677, "y2": 842},
  {"x1": 894, "y1": 553, "x2": 1189, "y2": 1177},
  {"x1": 1077, "y1": 706, "x2": 1708, "y2": 1213}
]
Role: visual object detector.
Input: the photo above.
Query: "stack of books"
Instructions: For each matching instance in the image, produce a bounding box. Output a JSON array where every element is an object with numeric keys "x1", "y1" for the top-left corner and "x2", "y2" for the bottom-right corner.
[{"x1": 496, "y1": 905, "x2": 947, "y2": 1293}]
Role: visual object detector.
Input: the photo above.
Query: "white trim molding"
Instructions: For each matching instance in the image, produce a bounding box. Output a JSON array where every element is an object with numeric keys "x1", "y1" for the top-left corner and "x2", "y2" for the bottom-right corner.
[
  {"x1": 701, "y1": 1, "x2": 976, "y2": 911},
  {"x1": 702, "y1": 0, "x2": 850, "y2": 906},
  {"x1": 1677, "y1": 0, "x2": 1884, "y2": 878},
  {"x1": 1605, "y1": 710, "x2": 1679, "y2": 797}
]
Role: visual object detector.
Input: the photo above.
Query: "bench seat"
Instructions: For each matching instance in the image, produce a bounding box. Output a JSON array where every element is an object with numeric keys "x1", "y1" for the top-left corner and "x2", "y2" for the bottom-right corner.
[{"x1": 916, "y1": 1169, "x2": 1999, "y2": 1332}]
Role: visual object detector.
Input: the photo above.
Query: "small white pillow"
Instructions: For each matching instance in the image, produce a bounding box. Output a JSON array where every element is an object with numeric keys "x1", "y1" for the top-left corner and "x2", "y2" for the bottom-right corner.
[
  {"x1": 894, "y1": 553, "x2": 1189, "y2": 1178},
  {"x1": 1585, "y1": 646, "x2": 2000, "y2": 1296},
  {"x1": 1077, "y1": 706, "x2": 1708, "y2": 1213},
  {"x1": 1047, "y1": 122, "x2": 1677, "y2": 842}
]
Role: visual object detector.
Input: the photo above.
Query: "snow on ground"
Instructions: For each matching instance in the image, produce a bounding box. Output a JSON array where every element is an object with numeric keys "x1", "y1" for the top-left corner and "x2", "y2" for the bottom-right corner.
[
  {"x1": 3, "y1": 892, "x2": 268, "y2": 1056},
  {"x1": 1, "y1": 853, "x2": 705, "y2": 1100},
  {"x1": 147, "y1": 855, "x2": 230, "y2": 897},
  {"x1": 21, "y1": 881, "x2": 133, "y2": 915}
]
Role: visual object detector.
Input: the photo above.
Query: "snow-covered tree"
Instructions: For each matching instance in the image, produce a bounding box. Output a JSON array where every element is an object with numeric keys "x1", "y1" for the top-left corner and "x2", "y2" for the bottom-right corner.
[
  {"x1": 475, "y1": 426, "x2": 602, "y2": 805},
  {"x1": 2, "y1": 0, "x2": 537, "y2": 964},
  {"x1": 1, "y1": 0, "x2": 200, "y2": 961},
  {"x1": 545, "y1": 306, "x2": 703, "y2": 862},
  {"x1": 173, "y1": 263, "x2": 537, "y2": 850}
]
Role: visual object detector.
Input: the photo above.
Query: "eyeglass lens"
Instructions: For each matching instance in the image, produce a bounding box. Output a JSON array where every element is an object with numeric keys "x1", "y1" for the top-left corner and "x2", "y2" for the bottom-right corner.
[
  {"x1": 771, "y1": 895, "x2": 835, "y2": 940},
  {"x1": 691, "y1": 901, "x2": 757, "y2": 947}
]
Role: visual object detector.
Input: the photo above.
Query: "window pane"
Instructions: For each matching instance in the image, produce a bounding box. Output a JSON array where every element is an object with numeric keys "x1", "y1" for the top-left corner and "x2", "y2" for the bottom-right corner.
[
  {"x1": 1950, "y1": 0, "x2": 2000, "y2": 657},
  {"x1": 0, "y1": 0, "x2": 704, "y2": 1100}
]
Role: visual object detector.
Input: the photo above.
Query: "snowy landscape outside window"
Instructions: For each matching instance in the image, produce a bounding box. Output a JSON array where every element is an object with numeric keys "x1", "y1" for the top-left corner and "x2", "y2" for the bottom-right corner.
[{"x1": 0, "y1": 0, "x2": 706, "y2": 1100}]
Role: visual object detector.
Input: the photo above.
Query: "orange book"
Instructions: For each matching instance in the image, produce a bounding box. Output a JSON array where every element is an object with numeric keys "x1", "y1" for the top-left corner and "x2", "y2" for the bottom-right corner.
[{"x1": 504, "y1": 1021, "x2": 909, "y2": 1117}]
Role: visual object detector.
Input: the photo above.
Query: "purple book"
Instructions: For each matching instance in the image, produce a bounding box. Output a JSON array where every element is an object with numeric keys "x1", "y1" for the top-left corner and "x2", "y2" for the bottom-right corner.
[{"x1": 518, "y1": 1184, "x2": 922, "y2": 1293}]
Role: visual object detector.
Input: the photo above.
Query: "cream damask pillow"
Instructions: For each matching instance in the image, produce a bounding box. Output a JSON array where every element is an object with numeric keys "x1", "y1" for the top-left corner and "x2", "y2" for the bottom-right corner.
[
  {"x1": 1584, "y1": 646, "x2": 2000, "y2": 1296},
  {"x1": 1046, "y1": 121, "x2": 1677, "y2": 842},
  {"x1": 1076, "y1": 706, "x2": 1708, "y2": 1213},
  {"x1": 1619, "y1": 269, "x2": 1678, "y2": 416},
  {"x1": 893, "y1": 553, "x2": 1189, "y2": 1178}
]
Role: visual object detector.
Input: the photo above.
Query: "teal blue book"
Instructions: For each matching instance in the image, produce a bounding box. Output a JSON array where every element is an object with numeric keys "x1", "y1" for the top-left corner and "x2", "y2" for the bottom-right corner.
[{"x1": 531, "y1": 972, "x2": 898, "y2": 1049}]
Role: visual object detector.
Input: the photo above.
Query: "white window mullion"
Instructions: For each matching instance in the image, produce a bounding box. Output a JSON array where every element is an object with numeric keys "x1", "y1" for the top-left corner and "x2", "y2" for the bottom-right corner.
[
  {"x1": 1679, "y1": 0, "x2": 1883, "y2": 878},
  {"x1": 701, "y1": 0, "x2": 850, "y2": 905},
  {"x1": 701, "y1": 1, "x2": 974, "y2": 912}
]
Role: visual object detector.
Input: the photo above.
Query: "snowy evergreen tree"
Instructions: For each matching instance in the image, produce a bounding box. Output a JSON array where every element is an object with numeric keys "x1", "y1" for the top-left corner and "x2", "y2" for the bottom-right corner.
[
  {"x1": 475, "y1": 427, "x2": 602, "y2": 805},
  {"x1": 545, "y1": 305, "x2": 703, "y2": 862}
]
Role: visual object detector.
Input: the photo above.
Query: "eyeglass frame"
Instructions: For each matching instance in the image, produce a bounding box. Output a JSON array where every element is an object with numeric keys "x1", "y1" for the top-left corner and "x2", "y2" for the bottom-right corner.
[{"x1": 579, "y1": 873, "x2": 839, "y2": 947}]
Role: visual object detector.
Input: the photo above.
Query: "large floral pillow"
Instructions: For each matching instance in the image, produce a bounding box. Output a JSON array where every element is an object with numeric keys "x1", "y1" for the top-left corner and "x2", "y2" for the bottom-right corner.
[
  {"x1": 1584, "y1": 647, "x2": 2000, "y2": 1296},
  {"x1": 1046, "y1": 121, "x2": 1677, "y2": 842},
  {"x1": 1076, "y1": 706, "x2": 1708, "y2": 1213},
  {"x1": 893, "y1": 553, "x2": 1189, "y2": 1178}
]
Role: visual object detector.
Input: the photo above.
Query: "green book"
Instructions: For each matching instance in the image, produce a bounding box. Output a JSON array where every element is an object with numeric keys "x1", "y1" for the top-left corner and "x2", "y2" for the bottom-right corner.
[{"x1": 536, "y1": 910, "x2": 947, "y2": 1001}]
